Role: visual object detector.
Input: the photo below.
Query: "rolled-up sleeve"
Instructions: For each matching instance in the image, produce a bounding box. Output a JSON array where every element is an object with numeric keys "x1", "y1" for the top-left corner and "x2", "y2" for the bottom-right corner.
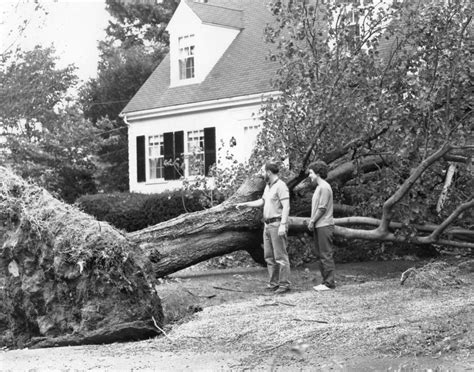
[{"x1": 277, "y1": 182, "x2": 290, "y2": 201}]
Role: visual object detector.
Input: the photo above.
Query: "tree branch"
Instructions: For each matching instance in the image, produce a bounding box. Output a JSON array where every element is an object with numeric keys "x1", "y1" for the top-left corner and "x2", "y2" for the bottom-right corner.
[
  {"x1": 328, "y1": 154, "x2": 393, "y2": 186},
  {"x1": 422, "y1": 199, "x2": 474, "y2": 243},
  {"x1": 333, "y1": 216, "x2": 474, "y2": 241},
  {"x1": 378, "y1": 143, "x2": 453, "y2": 234},
  {"x1": 322, "y1": 126, "x2": 390, "y2": 164},
  {"x1": 288, "y1": 216, "x2": 474, "y2": 249}
]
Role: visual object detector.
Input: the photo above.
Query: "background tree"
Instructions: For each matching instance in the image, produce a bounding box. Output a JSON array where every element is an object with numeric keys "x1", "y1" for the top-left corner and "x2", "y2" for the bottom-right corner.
[
  {"x1": 79, "y1": 0, "x2": 179, "y2": 192},
  {"x1": 0, "y1": 46, "x2": 104, "y2": 202}
]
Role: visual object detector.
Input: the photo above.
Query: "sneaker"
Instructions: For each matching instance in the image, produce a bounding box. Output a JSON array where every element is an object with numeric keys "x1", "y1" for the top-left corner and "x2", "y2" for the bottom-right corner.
[
  {"x1": 313, "y1": 284, "x2": 331, "y2": 291},
  {"x1": 265, "y1": 285, "x2": 279, "y2": 291},
  {"x1": 274, "y1": 287, "x2": 290, "y2": 295}
]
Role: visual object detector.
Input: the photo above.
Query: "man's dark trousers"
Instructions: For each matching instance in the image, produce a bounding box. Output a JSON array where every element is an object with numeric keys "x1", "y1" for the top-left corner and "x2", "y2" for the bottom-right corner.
[{"x1": 313, "y1": 225, "x2": 335, "y2": 288}]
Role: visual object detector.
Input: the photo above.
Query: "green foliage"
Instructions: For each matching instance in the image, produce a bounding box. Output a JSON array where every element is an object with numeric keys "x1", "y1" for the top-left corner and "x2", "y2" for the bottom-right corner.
[
  {"x1": 76, "y1": 190, "x2": 216, "y2": 232},
  {"x1": 212, "y1": 140, "x2": 257, "y2": 199},
  {"x1": 0, "y1": 46, "x2": 77, "y2": 132},
  {"x1": 0, "y1": 46, "x2": 104, "y2": 202},
  {"x1": 180, "y1": 140, "x2": 256, "y2": 206},
  {"x1": 261, "y1": 0, "x2": 472, "y2": 234},
  {"x1": 105, "y1": 0, "x2": 179, "y2": 48},
  {"x1": 81, "y1": 46, "x2": 163, "y2": 126}
]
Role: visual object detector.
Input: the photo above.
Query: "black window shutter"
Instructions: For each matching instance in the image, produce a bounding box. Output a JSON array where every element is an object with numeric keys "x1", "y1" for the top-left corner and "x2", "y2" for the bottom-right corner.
[
  {"x1": 136, "y1": 136, "x2": 146, "y2": 183},
  {"x1": 204, "y1": 127, "x2": 216, "y2": 176},
  {"x1": 174, "y1": 131, "x2": 184, "y2": 180},
  {"x1": 163, "y1": 132, "x2": 175, "y2": 180}
]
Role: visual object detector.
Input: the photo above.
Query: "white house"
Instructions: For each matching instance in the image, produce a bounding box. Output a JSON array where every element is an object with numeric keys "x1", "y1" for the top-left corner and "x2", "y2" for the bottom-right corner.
[{"x1": 120, "y1": 0, "x2": 279, "y2": 193}]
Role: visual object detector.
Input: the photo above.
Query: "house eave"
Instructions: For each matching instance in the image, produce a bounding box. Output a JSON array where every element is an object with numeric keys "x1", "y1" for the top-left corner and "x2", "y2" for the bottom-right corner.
[
  {"x1": 120, "y1": 91, "x2": 280, "y2": 122},
  {"x1": 202, "y1": 21, "x2": 243, "y2": 30}
]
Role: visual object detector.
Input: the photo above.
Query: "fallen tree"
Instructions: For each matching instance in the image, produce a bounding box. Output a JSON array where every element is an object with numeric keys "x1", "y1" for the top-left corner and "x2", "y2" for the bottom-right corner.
[
  {"x1": 1, "y1": 143, "x2": 472, "y2": 348},
  {"x1": 129, "y1": 142, "x2": 473, "y2": 278}
]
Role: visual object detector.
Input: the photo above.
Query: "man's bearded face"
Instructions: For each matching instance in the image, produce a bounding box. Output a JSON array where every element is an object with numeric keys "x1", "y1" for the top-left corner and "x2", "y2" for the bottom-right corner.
[
  {"x1": 258, "y1": 165, "x2": 269, "y2": 183},
  {"x1": 264, "y1": 171, "x2": 270, "y2": 183}
]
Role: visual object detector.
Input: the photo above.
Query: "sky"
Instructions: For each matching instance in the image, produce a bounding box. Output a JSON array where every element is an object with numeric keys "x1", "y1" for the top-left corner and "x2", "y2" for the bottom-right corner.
[{"x1": 0, "y1": 0, "x2": 111, "y2": 82}]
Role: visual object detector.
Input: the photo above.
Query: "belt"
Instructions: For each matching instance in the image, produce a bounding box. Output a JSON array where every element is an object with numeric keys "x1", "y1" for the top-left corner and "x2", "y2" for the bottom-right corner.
[{"x1": 264, "y1": 217, "x2": 281, "y2": 224}]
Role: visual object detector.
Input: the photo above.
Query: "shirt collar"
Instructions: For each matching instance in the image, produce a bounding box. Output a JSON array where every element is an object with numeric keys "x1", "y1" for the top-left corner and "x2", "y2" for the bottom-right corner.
[{"x1": 268, "y1": 177, "x2": 279, "y2": 188}]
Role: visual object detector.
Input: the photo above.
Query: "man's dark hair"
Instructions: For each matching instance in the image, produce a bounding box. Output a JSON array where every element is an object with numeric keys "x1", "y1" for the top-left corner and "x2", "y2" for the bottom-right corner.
[
  {"x1": 308, "y1": 160, "x2": 328, "y2": 179},
  {"x1": 265, "y1": 162, "x2": 280, "y2": 174}
]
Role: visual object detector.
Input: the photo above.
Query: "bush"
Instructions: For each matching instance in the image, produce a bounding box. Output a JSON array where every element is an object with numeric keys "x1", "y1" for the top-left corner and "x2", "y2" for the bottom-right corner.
[{"x1": 76, "y1": 190, "x2": 223, "y2": 232}]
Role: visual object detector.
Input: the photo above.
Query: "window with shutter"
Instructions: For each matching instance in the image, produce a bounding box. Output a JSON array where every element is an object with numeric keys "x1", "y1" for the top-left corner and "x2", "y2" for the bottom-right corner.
[{"x1": 148, "y1": 134, "x2": 164, "y2": 180}]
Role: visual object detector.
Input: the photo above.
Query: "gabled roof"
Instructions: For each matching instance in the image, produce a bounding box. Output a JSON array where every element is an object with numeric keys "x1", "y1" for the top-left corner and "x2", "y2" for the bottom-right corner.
[
  {"x1": 186, "y1": 0, "x2": 243, "y2": 29},
  {"x1": 121, "y1": 0, "x2": 279, "y2": 116}
]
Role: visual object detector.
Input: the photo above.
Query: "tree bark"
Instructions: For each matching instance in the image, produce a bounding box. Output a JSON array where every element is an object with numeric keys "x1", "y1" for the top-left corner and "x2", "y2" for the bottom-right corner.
[{"x1": 128, "y1": 178, "x2": 267, "y2": 277}]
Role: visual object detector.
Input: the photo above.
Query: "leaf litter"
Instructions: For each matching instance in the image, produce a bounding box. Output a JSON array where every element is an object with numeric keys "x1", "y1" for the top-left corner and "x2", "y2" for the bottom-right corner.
[{"x1": 147, "y1": 261, "x2": 473, "y2": 369}]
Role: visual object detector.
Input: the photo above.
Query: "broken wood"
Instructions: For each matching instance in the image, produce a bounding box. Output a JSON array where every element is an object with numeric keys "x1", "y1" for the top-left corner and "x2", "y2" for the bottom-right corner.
[
  {"x1": 400, "y1": 268, "x2": 416, "y2": 285},
  {"x1": 375, "y1": 324, "x2": 398, "y2": 330},
  {"x1": 437, "y1": 163, "x2": 457, "y2": 213},
  {"x1": 152, "y1": 316, "x2": 175, "y2": 345},
  {"x1": 182, "y1": 288, "x2": 216, "y2": 298},
  {"x1": 257, "y1": 301, "x2": 296, "y2": 307},
  {"x1": 212, "y1": 285, "x2": 247, "y2": 293},
  {"x1": 292, "y1": 318, "x2": 329, "y2": 324}
]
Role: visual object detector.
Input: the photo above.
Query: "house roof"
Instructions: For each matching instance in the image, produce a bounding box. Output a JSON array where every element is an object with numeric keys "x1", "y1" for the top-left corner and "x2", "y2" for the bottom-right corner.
[
  {"x1": 185, "y1": 0, "x2": 244, "y2": 29},
  {"x1": 121, "y1": 0, "x2": 279, "y2": 116}
]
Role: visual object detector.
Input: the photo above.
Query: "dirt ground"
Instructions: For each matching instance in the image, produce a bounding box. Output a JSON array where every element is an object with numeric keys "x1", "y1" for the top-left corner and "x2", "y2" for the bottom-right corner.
[{"x1": 1, "y1": 258, "x2": 473, "y2": 371}]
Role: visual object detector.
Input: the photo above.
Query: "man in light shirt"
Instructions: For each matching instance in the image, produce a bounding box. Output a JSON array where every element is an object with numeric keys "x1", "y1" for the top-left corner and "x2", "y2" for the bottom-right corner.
[
  {"x1": 236, "y1": 162, "x2": 291, "y2": 294},
  {"x1": 307, "y1": 161, "x2": 335, "y2": 291}
]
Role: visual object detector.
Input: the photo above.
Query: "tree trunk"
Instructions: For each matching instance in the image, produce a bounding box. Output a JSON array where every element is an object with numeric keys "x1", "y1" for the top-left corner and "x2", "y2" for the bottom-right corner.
[{"x1": 128, "y1": 177, "x2": 267, "y2": 277}]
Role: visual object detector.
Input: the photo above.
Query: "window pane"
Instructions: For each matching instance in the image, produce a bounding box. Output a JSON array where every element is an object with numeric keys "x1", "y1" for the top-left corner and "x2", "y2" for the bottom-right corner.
[
  {"x1": 178, "y1": 35, "x2": 195, "y2": 80},
  {"x1": 186, "y1": 57, "x2": 195, "y2": 78},
  {"x1": 187, "y1": 130, "x2": 204, "y2": 153},
  {"x1": 148, "y1": 135, "x2": 164, "y2": 179},
  {"x1": 186, "y1": 130, "x2": 204, "y2": 176}
]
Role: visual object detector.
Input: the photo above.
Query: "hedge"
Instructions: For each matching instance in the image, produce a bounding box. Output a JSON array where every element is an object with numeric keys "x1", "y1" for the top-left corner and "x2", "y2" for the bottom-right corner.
[{"x1": 75, "y1": 190, "x2": 222, "y2": 232}]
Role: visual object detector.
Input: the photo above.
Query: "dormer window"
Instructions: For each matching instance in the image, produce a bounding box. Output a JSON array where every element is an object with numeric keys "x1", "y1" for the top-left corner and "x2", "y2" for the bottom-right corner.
[{"x1": 178, "y1": 34, "x2": 195, "y2": 80}]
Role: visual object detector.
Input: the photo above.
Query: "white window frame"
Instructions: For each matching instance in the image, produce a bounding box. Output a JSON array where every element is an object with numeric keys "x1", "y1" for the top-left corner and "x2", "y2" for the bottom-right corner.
[
  {"x1": 185, "y1": 129, "x2": 204, "y2": 177},
  {"x1": 178, "y1": 34, "x2": 195, "y2": 80},
  {"x1": 148, "y1": 134, "x2": 164, "y2": 180}
]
